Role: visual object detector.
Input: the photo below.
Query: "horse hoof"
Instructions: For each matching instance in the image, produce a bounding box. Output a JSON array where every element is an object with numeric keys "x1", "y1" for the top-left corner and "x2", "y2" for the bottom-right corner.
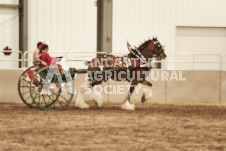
[
  {"x1": 81, "y1": 103, "x2": 90, "y2": 109},
  {"x1": 75, "y1": 101, "x2": 90, "y2": 109},
  {"x1": 121, "y1": 100, "x2": 135, "y2": 110},
  {"x1": 75, "y1": 93, "x2": 90, "y2": 109},
  {"x1": 93, "y1": 92, "x2": 103, "y2": 107}
]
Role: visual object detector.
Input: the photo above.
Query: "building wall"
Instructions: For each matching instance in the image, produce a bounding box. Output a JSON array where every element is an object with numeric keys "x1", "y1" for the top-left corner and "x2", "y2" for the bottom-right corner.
[
  {"x1": 1, "y1": 69, "x2": 225, "y2": 104},
  {"x1": 28, "y1": 0, "x2": 97, "y2": 52},
  {"x1": 1, "y1": 0, "x2": 226, "y2": 69},
  {"x1": 112, "y1": 0, "x2": 226, "y2": 62},
  {"x1": 28, "y1": 0, "x2": 97, "y2": 68},
  {"x1": 0, "y1": 0, "x2": 19, "y2": 68}
]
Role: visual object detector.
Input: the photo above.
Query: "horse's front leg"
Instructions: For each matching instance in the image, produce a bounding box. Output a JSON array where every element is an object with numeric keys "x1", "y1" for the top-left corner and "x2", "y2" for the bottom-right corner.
[
  {"x1": 121, "y1": 81, "x2": 138, "y2": 110},
  {"x1": 75, "y1": 80, "x2": 104, "y2": 109},
  {"x1": 139, "y1": 80, "x2": 153, "y2": 103}
]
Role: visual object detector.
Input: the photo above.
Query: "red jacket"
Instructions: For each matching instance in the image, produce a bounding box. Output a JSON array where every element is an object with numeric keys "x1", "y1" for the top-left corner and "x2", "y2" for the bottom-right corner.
[{"x1": 40, "y1": 52, "x2": 58, "y2": 66}]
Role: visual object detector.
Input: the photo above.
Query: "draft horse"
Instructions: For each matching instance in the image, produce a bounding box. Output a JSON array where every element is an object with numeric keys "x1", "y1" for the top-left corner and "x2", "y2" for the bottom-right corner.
[{"x1": 75, "y1": 37, "x2": 167, "y2": 110}]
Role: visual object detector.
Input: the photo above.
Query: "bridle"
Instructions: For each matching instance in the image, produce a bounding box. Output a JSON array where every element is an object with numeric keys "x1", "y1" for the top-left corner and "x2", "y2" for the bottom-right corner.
[
  {"x1": 127, "y1": 39, "x2": 166, "y2": 67},
  {"x1": 153, "y1": 41, "x2": 165, "y2": 58}
]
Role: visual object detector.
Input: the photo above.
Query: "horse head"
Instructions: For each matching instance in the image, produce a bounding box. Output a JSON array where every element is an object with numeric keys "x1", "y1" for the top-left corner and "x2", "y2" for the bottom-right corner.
[
  {"x1": 155, "y1": 42, "x2": 167, "y2": 59},
  {"x1": 138, "y1": 38, "x2": 167, "y2": 60}
]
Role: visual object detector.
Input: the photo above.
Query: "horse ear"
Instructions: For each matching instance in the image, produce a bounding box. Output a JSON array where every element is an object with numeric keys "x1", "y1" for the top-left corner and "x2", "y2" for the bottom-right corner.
[{"x1": 156, "y1": 36, "x2": 158, "y2": 40}]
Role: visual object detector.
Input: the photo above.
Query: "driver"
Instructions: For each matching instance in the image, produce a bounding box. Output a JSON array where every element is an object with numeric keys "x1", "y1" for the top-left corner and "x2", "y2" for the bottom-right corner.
[
  {"x1": 33, "y1": 42, "x2": 47, "y2": 66},
  {"x1": 40, "y1": 44, "x2": 63, "y2": 71}
]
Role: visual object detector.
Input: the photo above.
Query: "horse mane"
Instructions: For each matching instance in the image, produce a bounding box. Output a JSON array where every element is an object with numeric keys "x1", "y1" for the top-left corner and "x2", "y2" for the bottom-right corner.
[
  {"x1": 137, "y1": 39, "x2": 152, "y2": 51},
  {"x1": 128, "y1": 39, "x2": 153, "y2": 58}
]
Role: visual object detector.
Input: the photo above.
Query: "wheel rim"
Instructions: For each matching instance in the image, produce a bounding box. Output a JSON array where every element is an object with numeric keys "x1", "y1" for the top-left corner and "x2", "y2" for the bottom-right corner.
[
  {"x1": 18, "y1": 66, "x2": 38, "y2": 108},
  {"x1": 30, "y1": 66, "x2": 74, "y2": 111}
]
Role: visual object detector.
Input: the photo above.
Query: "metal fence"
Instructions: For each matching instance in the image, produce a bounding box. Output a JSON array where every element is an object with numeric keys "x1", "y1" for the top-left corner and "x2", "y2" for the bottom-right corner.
[
  {"x1": 0, "y1": 50, "x2": 226, "y2": 70},
  {"x1": 167, "y1": 53, "x2": 224, "y2": 70},
  {"x1": 0, "y1": 51, "x2": 23, "y2": 69}
]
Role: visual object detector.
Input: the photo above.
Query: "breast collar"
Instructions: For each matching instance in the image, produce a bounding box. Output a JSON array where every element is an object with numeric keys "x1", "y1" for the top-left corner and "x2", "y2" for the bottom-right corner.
[{"x1": 127, "y1": 41, "x2": 147, "y2": 66}]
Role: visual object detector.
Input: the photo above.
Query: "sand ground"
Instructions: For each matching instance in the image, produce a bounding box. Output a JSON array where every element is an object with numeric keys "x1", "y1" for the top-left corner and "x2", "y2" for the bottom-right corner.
[{"x1": 0, "y1": 102, "x2": 226, "y2": 151}]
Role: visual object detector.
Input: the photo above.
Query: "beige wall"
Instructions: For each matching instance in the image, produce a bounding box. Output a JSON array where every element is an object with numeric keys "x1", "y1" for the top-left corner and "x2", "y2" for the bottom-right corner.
[
  {"x1": 73, "y1": 70, "x2": 225, "y2": 105},
  {"x1": 221, "y1": 71, "x2": 226, "y2": 103},
  {"x1": 0, "y1": 69, "x2": 23, "y2": 103},
  {"x1": 166, "y1": 71, "x2": 221, "y2": 104},
  {"x1": 0, "y1": 69, "x2": 225, "y2": 105}
]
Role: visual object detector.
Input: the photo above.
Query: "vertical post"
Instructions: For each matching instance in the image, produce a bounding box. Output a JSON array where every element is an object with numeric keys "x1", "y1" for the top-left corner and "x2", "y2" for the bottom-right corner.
[
  {"x1": 219, "y1": 54, "x2": 223, "y2": 103},
  {"x1": 192, "y1": 54, "x2": 195, "y2": 70},
  {"x1": 97, "y1": 0, "x2": 113, "y2": 54},
  {"x1": 19, "y1": 0, "x2": 28, "y2": 67}
]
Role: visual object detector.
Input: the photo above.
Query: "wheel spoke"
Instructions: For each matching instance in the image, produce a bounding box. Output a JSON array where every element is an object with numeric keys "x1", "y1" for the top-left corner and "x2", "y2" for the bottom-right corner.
[
  {"x1": 52, "y1": 99, "x2": 56, "y2": 109},
  {"x1": 38, "y1": 93, "x2": 41, "y2": 104},
  {"x1": 21, "y1": 79, "x2": 29, "y2": 82},
  {"x1": 32, "y1": 91, "x2": 38, "y2": 99},
  {"x1": 21, "y1": 91, "x2": 30, "y2": 95},
  {"x1": 47, "y1": 95, "x2": 54, "y2": 102},
  {"x1": 59, "y1": 95, "x2": 69, "y2": 103},
  {"x1": 45, "y1": 95, "x2": 50, "y2": 105},
  {"x1": 42, "y1": 95, "x2": 47, "y2": 106},
  {"x1": 51, "y1": 91, "x2": 57, "y2": 108},
  {"x1": 24, "y1": 95, "x2": 31, "y2": 102},
  {"x1": 20, "y1": 86, "x2": 30, "y2": 88},
  {"x1": 33, "y1": 93, "x2": 39, "y2": 99},
  {"x1": 52, "y1": 92, "x2": 59, "y2": 100},
  {"x1": 58, "y1": 100, "x2": 63, "y2": 107},
  {"x1": 63, "y1": 92, "x2": 73, "y2": 95}
]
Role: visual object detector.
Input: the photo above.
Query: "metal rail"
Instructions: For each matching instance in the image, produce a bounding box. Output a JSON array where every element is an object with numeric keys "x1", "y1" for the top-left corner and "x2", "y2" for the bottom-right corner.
[
  {"x1": 23, "y1": 51, "x2": 107, "y2": 67},
  {"x1": 0, "y1": 4, "x2": 20, "y2": 8},
  {"x1": 0, "y1": 51, "x2": 222, "y2": 70},
  {"x1": 168, "y1": 53, "x2": 223, "y2": 70},
  {"x1": 0, "y1": 51, "x2": 23, "y2": 69}
]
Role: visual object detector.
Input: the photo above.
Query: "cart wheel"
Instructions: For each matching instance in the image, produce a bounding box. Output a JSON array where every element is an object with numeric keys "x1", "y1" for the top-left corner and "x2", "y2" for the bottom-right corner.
[
  {"x1": 30, "y1": 66, "x2": 75, "y2": 111},
  {"x1": 18, "y1": 66, "x2": 39, "y2": 108}
]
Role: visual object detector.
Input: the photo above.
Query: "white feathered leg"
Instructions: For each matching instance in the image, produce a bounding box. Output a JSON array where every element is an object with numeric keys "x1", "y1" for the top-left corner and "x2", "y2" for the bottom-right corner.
[
  {"x1": 75, "y1": 81, "x2": 90, "y2": 109},
  {"x1": 121, "y1": 93, "x2": 135, "y2": 110},
  {"x1": 142, "y1": 85, "x2": 153, "y2": 103},
  {"x1": 121, "y1": 100, "x2": 135, "y2": 110},
  {"x1": 92, "y1": 86, "x2": 103, "y2": 107}
]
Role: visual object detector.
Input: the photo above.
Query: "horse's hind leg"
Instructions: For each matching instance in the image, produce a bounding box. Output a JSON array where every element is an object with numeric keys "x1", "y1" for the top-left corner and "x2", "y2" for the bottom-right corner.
[
  {"x1": 139, "y1": 80, "x2": 152, "y2": 103},
  {"x1": 75, "y1": 80, "x2": 90, "y2": 109},
  {"x1": 89, "y1": 80, "x2": 103, "y2": 107}
]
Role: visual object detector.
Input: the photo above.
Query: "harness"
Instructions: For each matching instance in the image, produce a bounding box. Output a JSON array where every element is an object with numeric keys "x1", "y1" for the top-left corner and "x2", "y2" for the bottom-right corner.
[{"x1": 127, "y1": 41, "x2": 147, "y2": 68}]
